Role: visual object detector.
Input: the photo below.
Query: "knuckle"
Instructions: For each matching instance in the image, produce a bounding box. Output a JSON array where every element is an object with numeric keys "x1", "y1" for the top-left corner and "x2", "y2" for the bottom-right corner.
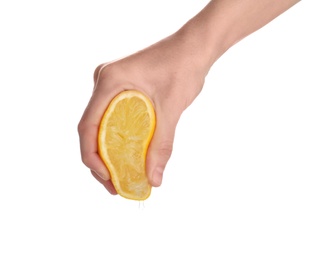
[
  {"x1": 81, "y1": 151, "x2": 95, "y2": 169},
  {"x1": 81, "y1": 154, "x2": 90, "y2": 167},
  {"x1": 93, "y1": 62, "x2": 118, "y2": 84},
  {"x1": 77, "y1": 120, "x2": 86, "y2": 135},
  {"x1": 158, "y1": 141, "x2": 173, "y2": 159},
  {"x1": 93, "y1": 63, "x2": 107, "y2": 82}
]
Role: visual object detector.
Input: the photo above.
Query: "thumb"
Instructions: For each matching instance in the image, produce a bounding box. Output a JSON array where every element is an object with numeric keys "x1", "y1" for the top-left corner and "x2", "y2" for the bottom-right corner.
[{"x1": 146, "y1": 111, "x2": 178, "y2": 187}]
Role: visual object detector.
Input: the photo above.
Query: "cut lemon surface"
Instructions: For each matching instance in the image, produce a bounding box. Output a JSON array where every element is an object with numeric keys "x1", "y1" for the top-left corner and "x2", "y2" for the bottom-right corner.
[{"x1": 98, "y1": 90, "x2": 156, "y2": 200}]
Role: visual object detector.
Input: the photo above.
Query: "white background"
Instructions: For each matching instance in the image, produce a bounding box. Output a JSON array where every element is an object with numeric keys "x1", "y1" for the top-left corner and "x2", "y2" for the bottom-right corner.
[{"x1": 0, "y1": 1, "x2": 321, "y2": 259}]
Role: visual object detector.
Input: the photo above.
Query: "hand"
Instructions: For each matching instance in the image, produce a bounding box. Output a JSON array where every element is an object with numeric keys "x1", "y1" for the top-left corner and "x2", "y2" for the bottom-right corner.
[
  {"x1": 78, "y1": 0, "x2": 299, "y2": 195},
  {"x1": 78, "y1": 32, "x2": 207, "y2": 194}
]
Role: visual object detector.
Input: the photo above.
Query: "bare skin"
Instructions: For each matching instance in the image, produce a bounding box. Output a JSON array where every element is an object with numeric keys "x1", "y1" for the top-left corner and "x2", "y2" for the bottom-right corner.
[{"x1": 78, "y1": 0, "x2": 300, "y2": 195}]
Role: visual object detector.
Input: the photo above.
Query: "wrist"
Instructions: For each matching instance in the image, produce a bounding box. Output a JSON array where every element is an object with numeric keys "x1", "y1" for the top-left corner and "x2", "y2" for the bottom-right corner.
[
  {"x1": 176, "y1": 0, "x2": 301, "y2": 74},
  {"x1": 174, "y1": 15, "x2": 229, "y2": 77}
]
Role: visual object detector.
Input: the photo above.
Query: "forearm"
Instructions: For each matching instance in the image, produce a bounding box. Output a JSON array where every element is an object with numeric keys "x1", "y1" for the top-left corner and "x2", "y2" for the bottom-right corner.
[{"x1": 177, "y1": 0, "x2": 300, "y2": 73}]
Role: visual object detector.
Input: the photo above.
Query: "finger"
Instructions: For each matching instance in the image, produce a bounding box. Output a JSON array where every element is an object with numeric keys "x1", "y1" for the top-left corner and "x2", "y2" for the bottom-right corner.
[
  {"x1": 78, "y1": 119, "x2": 110, "y2": 181},
  {"x1": 146, "y1": 108, "x2": 179, "y2": 187},
  {"x1": 91, "y1": 170, "x2": 118, "y2": 195}
]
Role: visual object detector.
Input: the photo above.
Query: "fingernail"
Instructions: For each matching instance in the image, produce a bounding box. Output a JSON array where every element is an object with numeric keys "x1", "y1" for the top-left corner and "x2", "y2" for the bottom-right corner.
[
  {"x1": 94, "y1": 170, "x2": 108, "y2": 181},
  {"x1": 152, "y1": 167, "x2": 163, "y2": 187}
]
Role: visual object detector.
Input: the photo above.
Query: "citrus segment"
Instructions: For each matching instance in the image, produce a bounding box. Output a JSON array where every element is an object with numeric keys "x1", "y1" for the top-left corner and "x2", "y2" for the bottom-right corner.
[{"x1": 98, "y1": 90, "x2": 156, "y2": 200}]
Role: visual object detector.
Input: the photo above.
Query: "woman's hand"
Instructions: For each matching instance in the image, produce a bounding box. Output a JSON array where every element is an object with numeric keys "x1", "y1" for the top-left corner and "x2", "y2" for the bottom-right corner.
[{"x1": 78, "y1": 32, "x2": 207, "y2": 194}]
